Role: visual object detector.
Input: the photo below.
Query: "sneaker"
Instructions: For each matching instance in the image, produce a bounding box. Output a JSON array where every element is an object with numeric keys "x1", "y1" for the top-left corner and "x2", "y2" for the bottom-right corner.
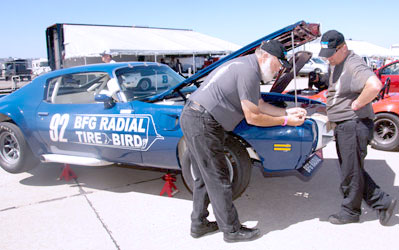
[
  {"x1": 223, "y1": 226, "x2": 260, "y2": 243},
  {"x1": 190, "y1": 221, "x2": 219, "y2": 238},
  {"x1": 328, "y1": 213, "x2": 359, "y2": 225},
  {"x1": 378, "y1": 199, "x2": 397, "y2": 226}
]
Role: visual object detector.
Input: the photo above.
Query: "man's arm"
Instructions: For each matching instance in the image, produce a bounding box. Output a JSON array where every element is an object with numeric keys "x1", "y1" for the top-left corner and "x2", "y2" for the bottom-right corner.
[
  {"x1": 351, "y1": 75, "x2": 382, "y2": 110},
  {"x1": 241, "y1": 99, "x2": 306, "y2": 127}
]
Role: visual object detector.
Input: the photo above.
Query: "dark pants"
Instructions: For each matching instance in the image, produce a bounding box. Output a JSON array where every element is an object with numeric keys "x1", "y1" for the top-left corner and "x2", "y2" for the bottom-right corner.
[
  {"x1": 180, "y1": 101, "x2": 240, "y2": 233},
  {"x1": 334, "y1": 118, "x2": 391, "y2": 218}
]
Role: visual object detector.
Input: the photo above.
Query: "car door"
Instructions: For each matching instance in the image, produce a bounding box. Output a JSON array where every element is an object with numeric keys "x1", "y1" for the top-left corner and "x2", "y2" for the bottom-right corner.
[
  {"x1": 130, "y1": 100, "x2": 183, "y2": 170},
  {"x1": 35, "y1": 72, "x2": 142, "y2": 164},
  {"x1": 378, "y1": 61, "x2": 399, "y2": 92}
]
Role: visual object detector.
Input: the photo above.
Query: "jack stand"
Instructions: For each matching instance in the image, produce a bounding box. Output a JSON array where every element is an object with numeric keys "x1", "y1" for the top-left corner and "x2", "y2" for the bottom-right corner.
[
  {"x1": 58, "y1": 164, "x2": 77, "y2": 181},
  {"x1": 160, "y1": 173, "x2": 179, "y2": 197}
]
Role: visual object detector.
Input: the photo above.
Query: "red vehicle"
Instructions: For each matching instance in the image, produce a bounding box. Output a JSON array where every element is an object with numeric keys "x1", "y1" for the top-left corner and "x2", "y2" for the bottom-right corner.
[
  {"x1": 278, "y1": 52, "x2": 399, "y2": 151},
  {"x1": 374, "y1": 60, "x2": 399, "y2": 92}
]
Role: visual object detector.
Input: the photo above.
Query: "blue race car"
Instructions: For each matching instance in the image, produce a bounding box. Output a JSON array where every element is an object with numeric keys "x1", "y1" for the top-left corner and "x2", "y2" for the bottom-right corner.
[{"x1": 0, "y1": 21, "x2": 332, "y2": 199}]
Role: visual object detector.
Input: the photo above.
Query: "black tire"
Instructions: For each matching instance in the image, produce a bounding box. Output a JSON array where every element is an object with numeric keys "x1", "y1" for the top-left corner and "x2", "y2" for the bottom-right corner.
[
  {"x1": 181, "y1": 135, "x2": 252, "y2": 200},
  {"x1": 138, "y1": 78, "x2": 151, "y2": 91},
  {"x1": 0, "y1": 122, "x2": 39, "y2": 173},
  {"x1": 371, "y1": 113, "x2": 399, "y2": 151},
  {"x1": 314, "y1": 68, "x2": 322, "y2": 73}
]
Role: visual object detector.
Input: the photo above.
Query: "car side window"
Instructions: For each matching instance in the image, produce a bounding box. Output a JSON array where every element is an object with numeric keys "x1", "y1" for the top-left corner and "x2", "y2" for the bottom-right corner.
[
  {"x1": 381, "y1": 63, "x2": 399, "y2": 75},
  {"x1": 46, "y1": 72, "x2": 110, "y2": 104},
  {"x1": 116, "y1": 65, "x2": 183, "y2": 102}
]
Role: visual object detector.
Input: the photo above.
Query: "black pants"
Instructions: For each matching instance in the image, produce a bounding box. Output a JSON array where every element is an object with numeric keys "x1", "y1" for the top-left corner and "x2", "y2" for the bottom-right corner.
[
  {"x1": 180, "y1": 101, "x2": 241, "y2": 233},
  {"x1": 334, "y1": 118, "x2": 391, "y2": 218}
]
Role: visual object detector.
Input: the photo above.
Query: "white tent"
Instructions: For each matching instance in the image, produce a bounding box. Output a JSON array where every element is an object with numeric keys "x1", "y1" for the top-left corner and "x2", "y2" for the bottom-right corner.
[
  {"x1": 300, "y1": 38, "x2": 392, "y2": 58},
  {"x1": 62, "y1": 24, "x2": 241, "y2": 59},
  {"x1": 390, "y1": 44, "x2": 399, "y2": 57}
]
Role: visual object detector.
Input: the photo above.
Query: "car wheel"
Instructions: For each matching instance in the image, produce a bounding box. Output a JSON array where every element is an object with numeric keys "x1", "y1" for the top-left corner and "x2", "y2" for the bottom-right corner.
[
  {"x1": 138, "y1": 78, "x2": 151, "y2": 91},
  {"x1": 0, "y1": 122, "x2": 39, "y2": 173},
  {"x1": 314, "y1": 68, "x2": 322, "y2": 73},
  {"x1": 181, "y1": 134, "x2": 252, "y2": 200},
  {"x1": 371, "y1": 113, "x2": 399, "y2": 151}
]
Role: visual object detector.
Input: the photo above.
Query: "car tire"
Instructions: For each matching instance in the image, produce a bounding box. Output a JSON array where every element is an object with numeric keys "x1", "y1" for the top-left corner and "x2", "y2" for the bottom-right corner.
[
  {"x1": 181, "y1": 134, "x2": 252, "y2": 200},
  {"x1": 138, "y1": 78, "x2": 151, "y2": 91},
  {"x1": 371, "y1": 113, "x2": 399, "y2": 151},
  {"x1": 0, "y1": 122, "x2": 39, "y2": 173},
  {"x1": 314, "y1": 68, "x2": 322, "y2": 73}
]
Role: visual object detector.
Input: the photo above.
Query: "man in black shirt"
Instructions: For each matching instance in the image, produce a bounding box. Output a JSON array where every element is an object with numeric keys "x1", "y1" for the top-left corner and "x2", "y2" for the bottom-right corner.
[
  {"x1": 180, "y1": 40, "x2": 307, "y2": 242},
  {"x1": 319, "y1": 30, "x2": 397, "y2": 225}
]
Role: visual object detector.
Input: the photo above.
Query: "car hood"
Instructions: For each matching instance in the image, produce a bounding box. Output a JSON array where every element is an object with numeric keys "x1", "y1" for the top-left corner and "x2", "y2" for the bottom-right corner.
[{"x1": 149, "y1": 20, "x2": 320, "y2": 101}]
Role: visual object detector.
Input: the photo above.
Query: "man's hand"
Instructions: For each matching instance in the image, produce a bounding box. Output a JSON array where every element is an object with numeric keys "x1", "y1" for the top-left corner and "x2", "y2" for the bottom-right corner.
[
  {"x1": 286, "y1": 107, "x2": 307, "y2": 119},
  {"x1": 286, "y1": 114, "x2": 306, "y2": 126}
]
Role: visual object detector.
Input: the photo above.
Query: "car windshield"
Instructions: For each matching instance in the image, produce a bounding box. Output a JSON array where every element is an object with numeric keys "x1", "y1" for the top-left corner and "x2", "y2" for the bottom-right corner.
[
  {"x1": 115, "y1": 65, "x2": 185, "y2": 101},
  {"x1": 312, "y1": 58, "x2": 325, "y2": 64}
]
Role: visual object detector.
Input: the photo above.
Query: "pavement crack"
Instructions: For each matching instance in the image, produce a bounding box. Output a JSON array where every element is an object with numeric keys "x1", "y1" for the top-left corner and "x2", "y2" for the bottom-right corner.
[{"x1": 75, "y1": 180, "x2": 121, "y2": 250}]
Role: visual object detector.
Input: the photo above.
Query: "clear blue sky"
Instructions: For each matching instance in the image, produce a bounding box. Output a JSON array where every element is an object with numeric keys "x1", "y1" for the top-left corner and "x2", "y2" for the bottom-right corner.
[{"x1": 1, "y1": 0, "x2": 398, "y2": 59}]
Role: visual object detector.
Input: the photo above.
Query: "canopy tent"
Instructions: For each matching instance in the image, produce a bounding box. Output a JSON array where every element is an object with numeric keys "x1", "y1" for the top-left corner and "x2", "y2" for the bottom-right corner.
[
  {"x1": 300, "y1": 38, "x2": 392, "y2": 58},
  {"x1": 62, "y1": 24, "x2": 241, "y2": 58},
  {"x1": 390, "y1": 44, "x2": 399, "y2": 57}
]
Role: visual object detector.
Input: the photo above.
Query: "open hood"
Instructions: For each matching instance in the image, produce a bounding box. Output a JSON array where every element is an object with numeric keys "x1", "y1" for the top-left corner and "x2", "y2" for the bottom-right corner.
[
  {"x1": 149, "y1": 20, "x2": 320, "y2": 101},
  {"x1": 270, "y1": 50, "x2": 313, "y2": 93}
]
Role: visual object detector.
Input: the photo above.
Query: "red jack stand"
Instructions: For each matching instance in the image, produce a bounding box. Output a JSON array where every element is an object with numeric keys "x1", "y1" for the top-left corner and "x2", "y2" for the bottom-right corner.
[
  {"x1": 160, "y1": 173, "x2": 179, "y2": 197},
  {"x1": 58, "y1": 164, "x2": 77, "y2": 181}
]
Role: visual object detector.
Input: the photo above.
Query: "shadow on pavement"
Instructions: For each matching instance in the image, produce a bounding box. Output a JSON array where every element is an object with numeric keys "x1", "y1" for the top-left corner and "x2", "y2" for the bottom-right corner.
[{"x1": 17, "y1": 157, "x2": 399, "y2": 233}]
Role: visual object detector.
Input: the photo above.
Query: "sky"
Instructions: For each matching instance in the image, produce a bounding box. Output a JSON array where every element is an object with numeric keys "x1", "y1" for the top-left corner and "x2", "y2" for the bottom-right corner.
[{"x1": 1, "y1": 0, "x2": 398, "y2": 59}]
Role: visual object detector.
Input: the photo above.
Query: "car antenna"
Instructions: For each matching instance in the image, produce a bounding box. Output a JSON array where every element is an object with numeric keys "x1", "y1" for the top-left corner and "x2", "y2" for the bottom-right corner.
[{"x1": 291, "y1": 31, "x2": 298, "y2": 107}]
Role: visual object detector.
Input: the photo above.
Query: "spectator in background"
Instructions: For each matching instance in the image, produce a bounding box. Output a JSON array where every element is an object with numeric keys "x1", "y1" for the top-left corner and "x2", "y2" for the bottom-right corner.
[
  {"x1": 176, "y1": 59, "x2": 183, "y2": 76},
  {"x1": 101, "y1": 51, "x2": 116, "y2": 63},
  {"x1": 169, "y1": 57, "x2": 177, "y2": 71},
  {"x1": 308, "y1": 70, "x2": 328, "y2": 91},
  {"x1": 160, "y1": 58, "x2": 167, "y2": 64}
]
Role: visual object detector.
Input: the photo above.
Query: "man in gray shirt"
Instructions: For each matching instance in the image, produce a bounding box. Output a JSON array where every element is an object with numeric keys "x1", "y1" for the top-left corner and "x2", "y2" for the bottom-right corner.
[
  {"x1": 180, "y1": 40, "x2": 307, "y2": 242},
  {"x1": 319, "y1": 30, "x2": 397, "y2": 225}
]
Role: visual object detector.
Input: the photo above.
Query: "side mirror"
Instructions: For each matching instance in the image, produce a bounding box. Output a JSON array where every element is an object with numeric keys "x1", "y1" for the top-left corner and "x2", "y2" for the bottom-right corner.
[{"x1": 95, "y1": 94, "x2": 115, "y2": 109}]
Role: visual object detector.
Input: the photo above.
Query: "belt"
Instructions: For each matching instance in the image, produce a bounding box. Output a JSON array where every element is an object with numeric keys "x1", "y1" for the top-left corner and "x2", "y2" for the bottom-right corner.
[{"x1": 335, "y1": 118, "x2": 371, "y2": 125}]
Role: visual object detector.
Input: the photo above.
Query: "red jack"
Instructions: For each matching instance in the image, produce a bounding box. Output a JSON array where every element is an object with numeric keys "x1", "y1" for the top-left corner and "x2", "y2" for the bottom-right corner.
[
  {"x1": 58, "y1": 164, "x2": 77, "y2": 181},
  {"x1": 160, "y1": 173, "x2": 179, "y2": 197}
]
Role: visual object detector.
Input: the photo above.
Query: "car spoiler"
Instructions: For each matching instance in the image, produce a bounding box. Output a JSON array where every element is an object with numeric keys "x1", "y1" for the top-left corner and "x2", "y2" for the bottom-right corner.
[{"x1": 149, "y1": 20, "x2": 320, "y2": 101}]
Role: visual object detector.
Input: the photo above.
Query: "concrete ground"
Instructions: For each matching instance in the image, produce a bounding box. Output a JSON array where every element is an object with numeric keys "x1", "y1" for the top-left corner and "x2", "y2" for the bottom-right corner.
[
  {"x1": 0, "y1": 142, "x2": 398, "y2": 250},
  {"x1": 0, "y1": 76, "x2": 398, "y2": 249}
]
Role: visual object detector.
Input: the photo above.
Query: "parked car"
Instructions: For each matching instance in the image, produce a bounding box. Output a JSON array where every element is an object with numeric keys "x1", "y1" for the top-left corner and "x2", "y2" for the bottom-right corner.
[
  {"x1": 120, "y1": 68, "x2": 172, "y2": 91},
  {"x1": 3, "y1": 59, "x2": 32, "y2": 81},
  {"x1": 0, "y1": 21, "x2": 333, "y2": 199},
  {"x1": 298, "y1": 57, "x2": 328, "y2": 75},
  {"x1": 374, "y1": 60, "x2": 399, "y2": 92},
  {"x1": 282, "y1": 51, "x2": 399, "y2": 151}
]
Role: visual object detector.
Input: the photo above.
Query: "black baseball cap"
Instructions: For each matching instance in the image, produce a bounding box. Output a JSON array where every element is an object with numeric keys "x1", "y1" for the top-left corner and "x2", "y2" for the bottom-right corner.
[
  {"x1": 260, "y1": 40, "x2": 291, "y2": 69},
  {"x1": 318, "y1": 30, "x2": 345, "y2": 58}
]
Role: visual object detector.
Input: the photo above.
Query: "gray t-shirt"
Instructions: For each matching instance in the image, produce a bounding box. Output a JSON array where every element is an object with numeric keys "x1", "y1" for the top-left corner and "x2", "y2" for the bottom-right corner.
[
  {"x1": 326, "y1": 51, "x2": 375, "y2": 122},
  {"x1": 190, "y1": 54, "x2": 261, "y2": 131}
]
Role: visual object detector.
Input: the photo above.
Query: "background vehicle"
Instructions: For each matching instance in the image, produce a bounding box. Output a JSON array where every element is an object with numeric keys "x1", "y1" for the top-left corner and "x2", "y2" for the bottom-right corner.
[
  {"x1": 374, "y1": 60, "x2": 399, "y2": 92},
  {"x1": 3, "y1": 59, "x2": 32, "y2": 81},
  {"x1": 299, "y1": 57, "x2": 328, "y2": 75},
  {"x1": 120, "y1": 69, "x2": 171, "y2": 91},
  {"x1": 0, "y1": 21, "x2": 333, "y2": 199},
  {"x1": 32, "y1": 58, "x2": 51, "y2": 76}
]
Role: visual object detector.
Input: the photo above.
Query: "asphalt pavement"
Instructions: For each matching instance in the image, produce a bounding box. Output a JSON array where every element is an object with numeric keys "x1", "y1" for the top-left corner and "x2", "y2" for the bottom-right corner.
[{"x1": 0, "y1": 140, "x2": 398, "y2": 250}]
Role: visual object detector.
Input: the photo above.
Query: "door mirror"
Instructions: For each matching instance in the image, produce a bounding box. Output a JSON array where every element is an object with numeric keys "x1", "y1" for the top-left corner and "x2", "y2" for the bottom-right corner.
[{"x1": 95, "y1": 94, "x2": 115, "y2": 109}]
